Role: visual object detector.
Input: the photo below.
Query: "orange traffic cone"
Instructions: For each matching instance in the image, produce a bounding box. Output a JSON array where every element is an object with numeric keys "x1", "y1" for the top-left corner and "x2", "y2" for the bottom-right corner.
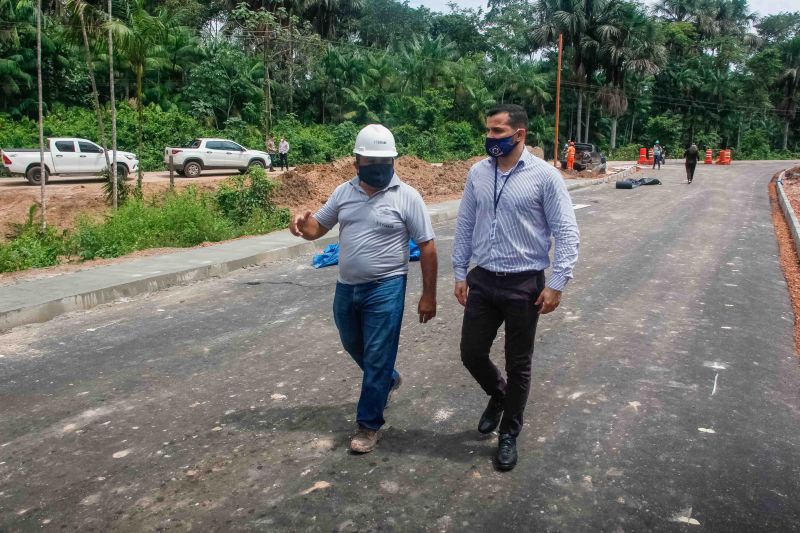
[
  {"x1": 638, "y1": 148, "x2": 647, "y2": 165},
  {"x1": 704, "y1": 149, "x2": 712, "y2": 164}
]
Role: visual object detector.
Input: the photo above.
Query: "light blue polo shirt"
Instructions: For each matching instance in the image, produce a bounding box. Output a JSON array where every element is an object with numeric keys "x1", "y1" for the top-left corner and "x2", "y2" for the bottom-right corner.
[{"x1": 314, "y1": 174, "x2": 435, "y2": 285}]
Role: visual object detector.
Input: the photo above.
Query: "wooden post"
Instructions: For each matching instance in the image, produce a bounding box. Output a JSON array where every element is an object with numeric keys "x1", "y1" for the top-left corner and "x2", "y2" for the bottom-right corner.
[
  {"x1": 553, "y1": 33, "x2": 563, "y2": 167},
  {"x1": 169, "y1": 155, "x2": 174, "y2": 190}
]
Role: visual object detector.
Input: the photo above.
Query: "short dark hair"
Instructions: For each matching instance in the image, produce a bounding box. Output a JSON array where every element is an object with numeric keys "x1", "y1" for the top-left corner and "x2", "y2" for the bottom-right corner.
[{"x1": 487, "y1": 104, "x2": 528, "y2": 129}]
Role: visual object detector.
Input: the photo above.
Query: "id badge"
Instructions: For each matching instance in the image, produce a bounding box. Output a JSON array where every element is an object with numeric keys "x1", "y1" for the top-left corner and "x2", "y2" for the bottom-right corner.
[{"x1": 490, "y1": 218, "x2": 497, "y2": 240}]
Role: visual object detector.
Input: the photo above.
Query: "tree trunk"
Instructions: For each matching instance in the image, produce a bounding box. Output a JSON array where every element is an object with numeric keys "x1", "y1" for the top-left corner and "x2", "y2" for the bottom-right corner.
[
  {"x1": 784, "y1": 120, "x2": 789, "y2": 151},
  {"x1": 108, "y1": 0, "x2": 118, "y2": 209},
  {"x1": 584, "y1": 98, "x2": 591, "y2": 143},
  {"x1": 136, "y1": 63, "x2": 143, "y2": 197},
  {"x1": 36, "y1": 0, "x2": 46, "y2": 230},
  {"x1": 288, "y1": 19, "x2": 294, "y2": 114},
  {"x1": 262, "y1": 37, "x2": 272, "y2": 136},
  {"x1": 79, "y1": 12, "x2": 112, "y2": 175},
  {"x1": 629, "y1": 112, "x2": 635, "y2": 144},
  {"x1": 576, "y1": 90, "x2": 583, "y2": 143},
  {"x1": 568, "y1": 108, "x2": 573, "y2": 141},
  {"x1": 737, "y1": 119, "x2": 742, "y2": 149},
  {"x1": 610, "y1": 117, "x2": 618, "y2": 150}
]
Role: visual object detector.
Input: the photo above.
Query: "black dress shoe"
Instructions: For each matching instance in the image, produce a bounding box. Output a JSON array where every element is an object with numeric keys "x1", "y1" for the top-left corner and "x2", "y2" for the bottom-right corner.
[
  {"x1": 478, "y1": 396, "x2": 504, "y2": 434},
  {"x1": 495, "y1": 433, "x2": 518, "y2": 471}
]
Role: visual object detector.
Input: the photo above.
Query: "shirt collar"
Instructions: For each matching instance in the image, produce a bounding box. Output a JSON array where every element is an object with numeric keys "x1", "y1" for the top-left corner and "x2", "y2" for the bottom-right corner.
[{"x1": 492, "y1": 149, "x2": 531, "y2": 175}]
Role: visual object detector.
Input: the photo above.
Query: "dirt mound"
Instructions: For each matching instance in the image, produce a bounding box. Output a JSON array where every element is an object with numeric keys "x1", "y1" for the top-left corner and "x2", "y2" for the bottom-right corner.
[{"x1": 273, "y1": 155, "x2": 478, "y2": 214}]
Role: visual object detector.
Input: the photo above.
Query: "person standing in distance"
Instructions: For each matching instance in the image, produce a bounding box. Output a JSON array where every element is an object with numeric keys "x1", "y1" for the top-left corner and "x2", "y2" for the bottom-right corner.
[
  {"x1": 290, "y1": 124, "x2": 438, "y2": 454},
  {"x1": 266, "y1": 137, "x2": 277, "y2": 172},
  {"x1": 653, "y1": 141, "x2": 663, "y2": 170},
  {"x1": 453, "y1": 104, "x2": 580, "y2": 471},
  {"x1": 566, "y1": 140, "x2": 576, "y2": 170},
  {"x1": 279, "y1": 136, "x2": 290, "y2": 171},
  {"x1": 684, "y1": 143, "x2": 699, "y2": 184}
]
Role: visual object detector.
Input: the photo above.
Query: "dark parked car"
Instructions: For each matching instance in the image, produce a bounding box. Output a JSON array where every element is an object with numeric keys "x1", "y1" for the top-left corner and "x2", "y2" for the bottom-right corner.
[{"x1": 560, "y1": 143, "x2": 607, "y2": 173}]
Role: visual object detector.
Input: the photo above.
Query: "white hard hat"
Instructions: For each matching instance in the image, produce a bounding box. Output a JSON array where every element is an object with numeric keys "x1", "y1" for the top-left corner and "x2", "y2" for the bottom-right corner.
[{"x1": 353, "y1": 124, "x2": 398, "y2": 157}]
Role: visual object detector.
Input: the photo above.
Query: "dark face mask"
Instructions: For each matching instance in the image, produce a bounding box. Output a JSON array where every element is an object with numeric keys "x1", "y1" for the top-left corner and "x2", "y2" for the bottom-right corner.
[
  {"x1": 485, "y1": 130, "x2": 521, "y2": 158},
  {"x1": 358, "y1": 163, "x2": 394, "y2": 189}
]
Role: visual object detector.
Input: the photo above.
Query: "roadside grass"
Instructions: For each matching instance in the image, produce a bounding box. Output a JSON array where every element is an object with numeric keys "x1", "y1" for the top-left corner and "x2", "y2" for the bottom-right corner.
[{"x1": 0, "y1": 167, "x2": 289, "y2": 272}]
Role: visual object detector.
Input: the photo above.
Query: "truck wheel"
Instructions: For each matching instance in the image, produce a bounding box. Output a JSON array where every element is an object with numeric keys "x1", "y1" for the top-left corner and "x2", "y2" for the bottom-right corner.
[
  {"x1": 116, "y1": 164, "x2": 130, "y2": 181},
  {"x1": 184, "y1": 161, "x2": 202, "y2": 178},
  {"x1": 248, "y1": 159, "x2": 265, "y2": 170},
  {"x1": 25, "y1": 165, "x2": 49, "y2": 185}
]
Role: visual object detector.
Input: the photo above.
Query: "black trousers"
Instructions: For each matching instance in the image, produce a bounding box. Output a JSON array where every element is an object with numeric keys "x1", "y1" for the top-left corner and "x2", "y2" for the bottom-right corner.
[
  {"x1": 686, "y1": 162, "x2": 697, "y2": 181},
  {"x1": 460, "y1": 266, "x2": 544, "y2": 436},
  {"x1": 279, "y1": 153, "x2": 288, "y2": 170}
]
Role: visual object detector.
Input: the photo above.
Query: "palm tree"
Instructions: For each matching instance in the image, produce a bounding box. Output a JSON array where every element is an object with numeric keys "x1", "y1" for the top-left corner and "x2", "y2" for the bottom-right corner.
[
  {"x1": 397, "y1": 35, "x2": 458, "y2": 95},
  {"x1": 303, "y1": 0, "x2": 364, "y2": 38},
  {"x1": 596, "y1": 1, "x2": 666, "y2": 148},
  {"x1": 65, "y1": 0, "x2": 112, "y2": 175},
  {"x1": 36, "y1": 0, "x2": 46, "y2": 229},
  {"x1": 0, "y1": 0, "x2": 35, "y2": 115},
  {"x1": 108, "y1": 0, "x2": 165, "y2": 194},
  {"x1": 531, "y1": 0, "x2": 614, "y2": 144},
  {"x1": 653, "y1": 0, "x2": 698, "y2": 22},
  {"x1": 776, "y1": 37, "x2": 800, "y2": 150}
]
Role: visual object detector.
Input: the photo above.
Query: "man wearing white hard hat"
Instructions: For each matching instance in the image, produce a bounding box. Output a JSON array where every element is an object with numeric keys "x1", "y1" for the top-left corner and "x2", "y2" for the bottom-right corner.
[{"x1": 290, "y1": 124, "x2": 438, "y2": 454}]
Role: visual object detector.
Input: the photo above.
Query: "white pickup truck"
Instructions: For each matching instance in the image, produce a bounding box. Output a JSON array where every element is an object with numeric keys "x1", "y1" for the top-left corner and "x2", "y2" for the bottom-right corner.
[
  {"x1": 1, "y1": 137, "x2": 139, "y2": 185},
  {"x1": 164, "y1": 138, "x2": 272, "y2": 177}
]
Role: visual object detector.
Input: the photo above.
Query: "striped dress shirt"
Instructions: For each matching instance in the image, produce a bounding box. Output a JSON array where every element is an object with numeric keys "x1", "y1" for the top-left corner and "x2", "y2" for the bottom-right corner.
[{"x1": 452, "y1": 149, "x2": 580, "y2": 291}]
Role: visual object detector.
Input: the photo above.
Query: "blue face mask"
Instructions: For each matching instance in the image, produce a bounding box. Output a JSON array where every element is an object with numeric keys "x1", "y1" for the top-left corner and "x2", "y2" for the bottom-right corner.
[
  {"x1": 359, "y1": 163, "x2": 394, "y2": 189},
  {"x1": 485, "y1": 130, "x2": 521, "y2": 158}
]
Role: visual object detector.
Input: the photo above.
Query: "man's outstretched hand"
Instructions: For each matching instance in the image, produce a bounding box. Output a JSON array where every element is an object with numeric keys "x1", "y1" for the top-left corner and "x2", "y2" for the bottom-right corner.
[{"x1": 290, "y1": 211, "x2": 315, "y2": 239}]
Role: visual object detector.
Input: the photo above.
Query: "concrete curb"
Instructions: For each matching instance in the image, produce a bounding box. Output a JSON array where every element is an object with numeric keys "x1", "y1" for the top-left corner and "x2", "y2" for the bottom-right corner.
[
  {"x1": 0, "y1": 166, "x2": 633, "y2": 332},
  {"x1": 776, "y1": 170, "x2": 800, "y2": 254}
]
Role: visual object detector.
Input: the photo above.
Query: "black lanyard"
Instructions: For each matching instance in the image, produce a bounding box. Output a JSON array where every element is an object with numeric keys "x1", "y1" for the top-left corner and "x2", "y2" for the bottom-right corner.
[{"x1": 493, "y1": 160, "x2": 519, "y2": 216}]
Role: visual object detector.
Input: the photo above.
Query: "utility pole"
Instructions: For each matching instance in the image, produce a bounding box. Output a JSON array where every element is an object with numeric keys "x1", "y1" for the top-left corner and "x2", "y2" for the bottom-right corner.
[
  {"x1": 108, "y1": 0, "x2": 118, "y2": 208},
  {"x1": 36, "y1": 0, "x2": 46, "y2": 230},
  {"x1": 553, "y1": 33, "x2": 563, "y2": 167}
]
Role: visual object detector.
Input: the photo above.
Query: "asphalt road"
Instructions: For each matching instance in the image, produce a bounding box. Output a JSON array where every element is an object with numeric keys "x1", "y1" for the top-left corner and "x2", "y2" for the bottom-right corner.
[{"x1": 1, "y1": 161, "x2": 799, "y2": 532}]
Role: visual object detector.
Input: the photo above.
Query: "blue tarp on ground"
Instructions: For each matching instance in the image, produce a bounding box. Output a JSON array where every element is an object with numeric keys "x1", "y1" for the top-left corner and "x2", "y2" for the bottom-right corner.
[{"x1": 312, "y1": 240, "x2": 421, "y2": 268}]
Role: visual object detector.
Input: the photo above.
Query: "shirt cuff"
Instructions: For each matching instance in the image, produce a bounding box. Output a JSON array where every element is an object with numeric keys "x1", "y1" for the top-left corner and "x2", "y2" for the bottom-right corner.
[
  {"x1": 453, "y1": 265, "x2": 468, "y2": 282},
  {"x1": 547, "y1": 272, "x2": 570, "y2": 291}
]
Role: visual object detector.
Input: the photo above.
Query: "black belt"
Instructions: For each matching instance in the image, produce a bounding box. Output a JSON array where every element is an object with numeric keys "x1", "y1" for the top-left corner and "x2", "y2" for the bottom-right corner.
[{"x1": 476, "y1": 266, "x2": 543, "y2": 277}]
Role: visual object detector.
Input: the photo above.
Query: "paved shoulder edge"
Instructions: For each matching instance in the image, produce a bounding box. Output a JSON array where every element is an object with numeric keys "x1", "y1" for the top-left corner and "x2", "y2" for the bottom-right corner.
[
  {"x1": 0, "y1": 166, "x2": 634, "y2": 332},
  {"x1": 776, "y1": 170, "x2": 800, "y2": 256}
]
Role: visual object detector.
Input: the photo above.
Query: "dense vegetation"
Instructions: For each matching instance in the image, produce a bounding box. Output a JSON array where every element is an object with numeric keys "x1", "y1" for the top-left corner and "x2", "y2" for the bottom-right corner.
[
  {"x1": 0, "y1": 167, "x2": 289, "y2": 272},
  {"x1": 1, "y1": 0, "x2": 798, "y2": 169}
]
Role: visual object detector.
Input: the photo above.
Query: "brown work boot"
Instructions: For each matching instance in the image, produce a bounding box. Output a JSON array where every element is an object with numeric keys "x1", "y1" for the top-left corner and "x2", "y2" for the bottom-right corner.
[{"x1": 350, "y1": 426, "x2": 382, "y2": 454}]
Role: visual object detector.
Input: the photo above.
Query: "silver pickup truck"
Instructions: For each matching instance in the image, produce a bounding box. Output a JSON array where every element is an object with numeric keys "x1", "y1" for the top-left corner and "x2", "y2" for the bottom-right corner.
[
  {"x1": 1, "y1": 137, "x2": 139, "y2": 185},
  {"x1": 163, "y1": 138, "x2": 272, "y2": 177}
]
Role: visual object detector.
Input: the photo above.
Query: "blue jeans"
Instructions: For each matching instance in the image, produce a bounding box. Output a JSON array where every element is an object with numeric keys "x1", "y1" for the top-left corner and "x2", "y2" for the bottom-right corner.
[{"x1": 333, "y1": 275, "x2": 406, "y2": 430}]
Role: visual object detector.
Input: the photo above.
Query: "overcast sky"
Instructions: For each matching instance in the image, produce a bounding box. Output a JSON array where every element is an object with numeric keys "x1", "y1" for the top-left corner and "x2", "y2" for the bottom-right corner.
[{"x1": 408, "y1": 0, "x2": 797, "y2": 18}]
